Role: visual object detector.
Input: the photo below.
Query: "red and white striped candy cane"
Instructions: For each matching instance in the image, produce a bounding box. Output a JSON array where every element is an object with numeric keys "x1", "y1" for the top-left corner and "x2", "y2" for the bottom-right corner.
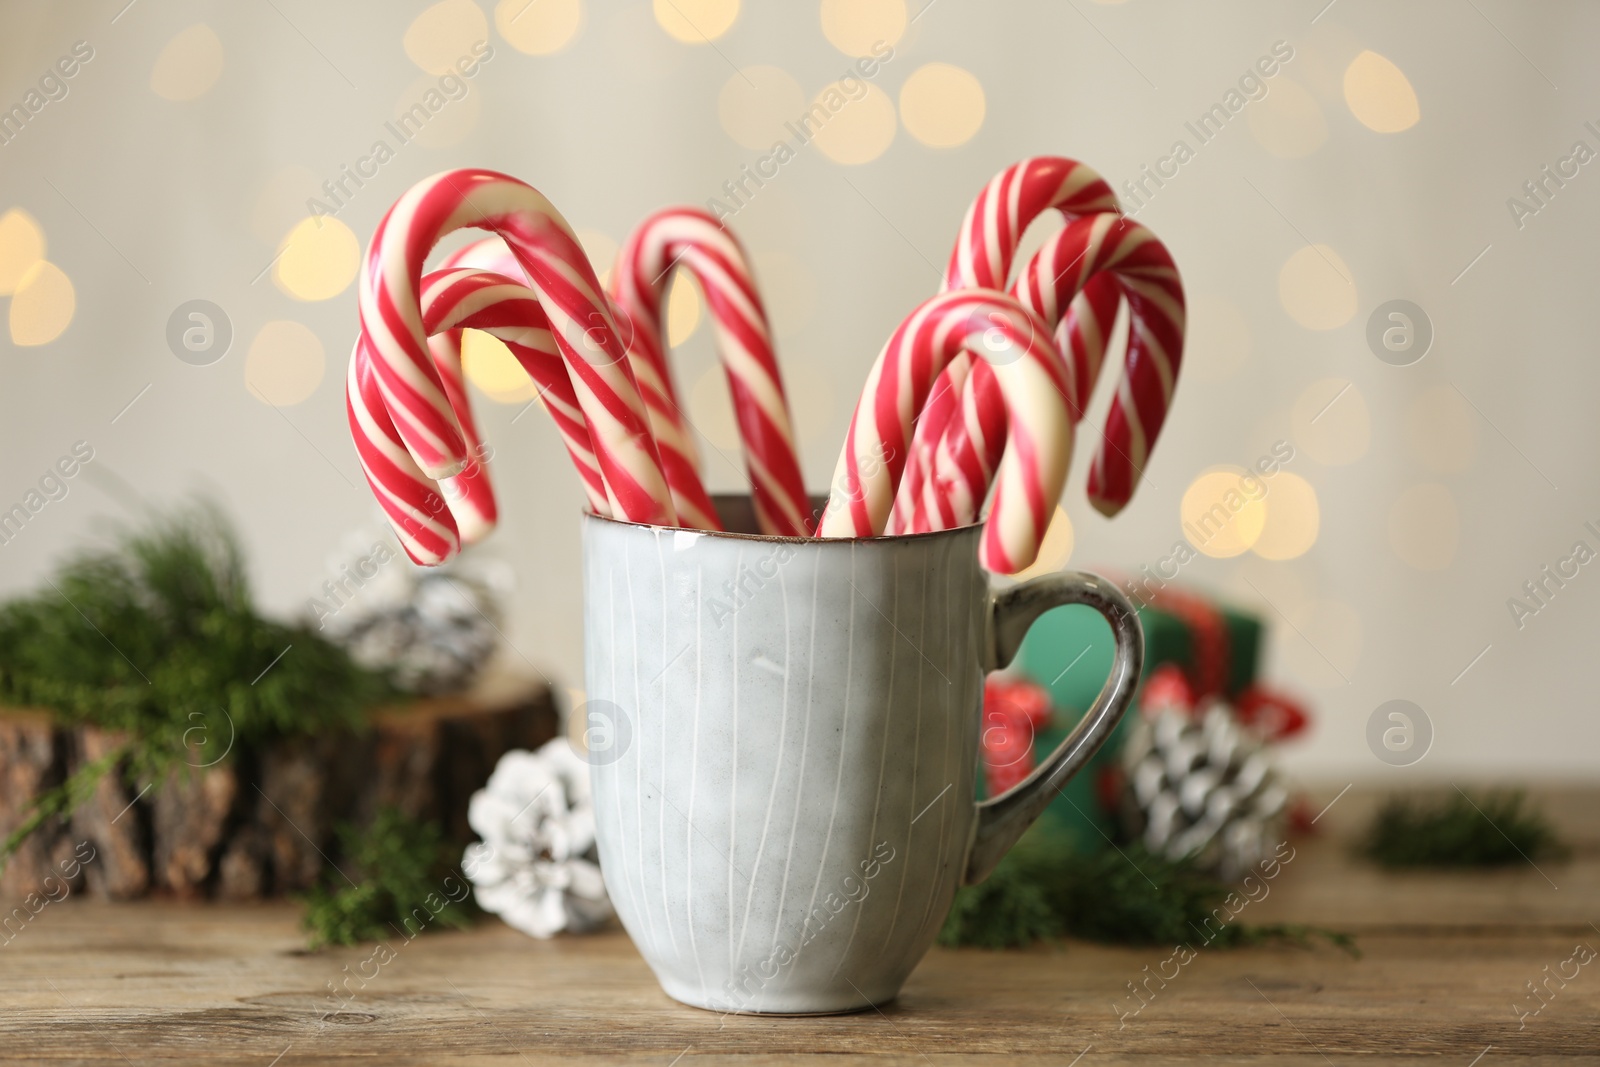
[
  {"x1": 884, "y1": 349, "x2": 973, "y2": 535},
  {"x1": 424, "y1": 328, "x2": 498, "y2": 545},
  {"x1": 891, "y1": 276, "x2": 1123, "y2": 533},
  {"x1": 418, "y1": 267, "x2": 610, "y2": 515},
  {"x1": 817, "y1": 289, "x2": 1073, "y2": 573},
  {"x1": 401, "y1": 238, "x2": 526, "y2": 545},
  {"x1": 612, "y1": 207, "x2": 810, "y2": 536},
  {"x1": 357, "y1": 169, "x2": 674, "y2": 544},
  {"x1": 902, "y1": 351, "x2": 1006, "y2": 535},
  {"x1": 347, "y1": 335, "x2": 461, "y2": 566},
  {"x1": 906, "y1": 275, "x2": 1123, "y2": 533},
  {"x1": 914, "y1": 214, "x2": 1184, "y2": 530},
  {"x1": 945, "y1": 156, "x2": 1120, "y2": 291},
  {"x1": 348, "y1": 261, "x2": 630, "y2": 565},
  {"x1": 1024, "y1": 215, "x2": 1183, "y2": 515},
  {"x1": 432, "y1": 233, "x2": 726, "y2": 534},
  {"x1": 369, "y1": 234, "x2": 611, "y2": 547},
  {"x1": 450, "y1": 231, "x2": 729, "y2": 531},
  {"x1": 454, "y1": 223, "x2": 721, "y2": 532},
  {"x1": 889, "y1": 158, "x2": 1125, "y2": 531}
]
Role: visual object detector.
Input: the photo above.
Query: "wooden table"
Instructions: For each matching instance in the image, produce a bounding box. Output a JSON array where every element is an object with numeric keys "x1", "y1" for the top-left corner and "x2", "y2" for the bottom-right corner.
[{"x1": 3, "y1": 786, "x2": 1597, "y2": 1065}]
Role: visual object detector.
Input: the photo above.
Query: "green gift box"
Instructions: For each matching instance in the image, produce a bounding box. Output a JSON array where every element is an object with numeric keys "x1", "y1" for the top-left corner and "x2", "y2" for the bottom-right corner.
[{"x1": 997, "y1": 589, "x2": 1263, "y2": 853}]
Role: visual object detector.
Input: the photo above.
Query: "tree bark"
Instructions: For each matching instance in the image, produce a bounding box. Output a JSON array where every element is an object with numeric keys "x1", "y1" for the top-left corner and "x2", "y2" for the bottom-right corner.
[
  {"x1": 0, "y1": 677, "x2": 555, "y2": 901},
  {"x1": 0, "y1": 710, "x2": 64, "y2": 901},
  {"x1": 70, "y1": 727, "x2": 150, "y2": 900}
]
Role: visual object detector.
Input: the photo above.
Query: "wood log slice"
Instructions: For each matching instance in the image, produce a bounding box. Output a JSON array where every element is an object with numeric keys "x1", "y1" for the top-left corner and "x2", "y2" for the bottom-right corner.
[
  {"x1": 151, "y1": 758, "x2": 238, "y2": 896},
  {"x1": 0, "y1": 673, "x2": 555, "y2": 902},
  {"x1": 69, "y1": 728, "x2": 149, "y2": 900},
  {"x1": 0, "y1": 710, "x2": 63, "y2": 901}
]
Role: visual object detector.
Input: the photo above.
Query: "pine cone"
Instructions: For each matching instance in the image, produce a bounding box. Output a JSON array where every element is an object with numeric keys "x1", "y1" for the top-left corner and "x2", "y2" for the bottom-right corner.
[
  {"x1": 316, "y1": 528, "x2": 505, "y2": 695},
  {"x1": 1122, "y1": 703, "x2": 1288, "y2": 879}
]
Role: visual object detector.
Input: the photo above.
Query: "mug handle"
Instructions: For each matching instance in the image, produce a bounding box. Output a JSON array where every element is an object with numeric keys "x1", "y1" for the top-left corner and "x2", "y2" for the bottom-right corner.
[{"x1": 963, "y1": 571, "x2": 1144, "y2": 885}]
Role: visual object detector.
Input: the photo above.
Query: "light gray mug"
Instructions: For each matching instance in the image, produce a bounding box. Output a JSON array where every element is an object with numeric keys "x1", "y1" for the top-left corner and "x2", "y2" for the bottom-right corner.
[{"x1": 581, "y1": 497, "x2": 1142, "y2": 1014}]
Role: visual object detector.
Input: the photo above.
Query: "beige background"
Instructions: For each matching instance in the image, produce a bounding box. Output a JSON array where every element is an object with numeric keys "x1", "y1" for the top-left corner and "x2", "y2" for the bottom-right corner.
[{"x1": 0, "y1": 0, "x2": 1594, "y2": 781}]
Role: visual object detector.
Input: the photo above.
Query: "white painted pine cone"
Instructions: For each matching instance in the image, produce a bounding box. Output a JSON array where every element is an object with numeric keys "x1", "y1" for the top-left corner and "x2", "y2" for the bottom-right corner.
[
  {"x1": 463, "y1": 739, "x2": 613, "y2": 938},
  {"x1": 1122, "y1": 703, "x2": 1287, "y2": 879}
]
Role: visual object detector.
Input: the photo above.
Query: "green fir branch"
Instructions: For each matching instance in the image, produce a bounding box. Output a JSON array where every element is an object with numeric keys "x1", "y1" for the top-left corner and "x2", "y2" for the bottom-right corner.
[
  {"x1": 1359, "y1": 790, "x2": 1568, "y2": 869},
  {"x1": 303, "y1": 808, "x2": 474, "y2": 949},
  {"x1": 0, "y1": 501, "x2": 395, "y2": 865},
  {"x1": 938, "y1": 825, "x2": 1355, "y2": 954}
]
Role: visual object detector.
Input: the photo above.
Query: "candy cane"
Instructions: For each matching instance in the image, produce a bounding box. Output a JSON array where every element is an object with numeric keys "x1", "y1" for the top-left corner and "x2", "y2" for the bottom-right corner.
[
  {"x1": 913, "y1": 214, "x2": 1184, "y2": 530},
  {"x1": 903, "y1": 350, "x2": 1006, "y2": 535},
  {"x1": 1024, "y1": 215, "x2": 1184, "y2": 515},
  {"x1": 408, "y1": 237, "x2": 523, "y2": 545},
  {"x1": 358, "y1": 169, "x2": 674, "y2": 545},
  {"x1": 889, "y1": 158, "x2": 1126, "y2": 530},
  {"x1": 348, "y1": 262, "x2": 631, "y2": 564},
  {"x1": 817, "y1": 289, "x2": 1073, "y2": 573},
  {"x1": 451, "y1": 231, "x2": 726, "y2": 530},
  {"x1": 891, "y1": 275, "x2": 1124, "y2": 534},
  {"x1": 906, "y1": 275, "x2": 1122, "y2": 533},
  {"x1": 381, "y1": 235, "x2": 611, "y2": 545},
  {"x1": 945, "y1": 156, "x2": 1120, "y2": 291},
  {"x1": 347, "y1": 335, "x2": 461, "y2": 566},
  {"x1": 423, "y1": 327, "x2": 498, "y2": 544},
  {"x1": 612, "y1": 207, "x2": 810, "y2": 536},
  {"x1": 418, "y1": 267, "x2": 610, "y2": 515},
  {"x1": 454, "y1": 222, "x2": 719, "y2": 531},
  {"x1": 884, "y1": 350, "x2": 973, "y2": 535}
]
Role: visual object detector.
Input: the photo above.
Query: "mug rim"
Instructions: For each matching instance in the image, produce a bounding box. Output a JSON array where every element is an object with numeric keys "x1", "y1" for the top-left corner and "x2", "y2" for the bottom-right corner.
[{"x1": 582, "y1": 494, "x2": 983, "y2": 546}]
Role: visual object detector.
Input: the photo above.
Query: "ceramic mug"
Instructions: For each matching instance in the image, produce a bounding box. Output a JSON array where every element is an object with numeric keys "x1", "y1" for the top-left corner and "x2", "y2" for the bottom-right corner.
[{"x1": 581, "y1": 497, "x2": 1142, "y2": 1014}]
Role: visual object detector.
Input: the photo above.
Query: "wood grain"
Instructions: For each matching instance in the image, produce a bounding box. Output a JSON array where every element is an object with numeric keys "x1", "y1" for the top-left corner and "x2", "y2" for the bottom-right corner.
[{"x1": 0, "y1": 784, "x2": 1596, "y2": 1065}]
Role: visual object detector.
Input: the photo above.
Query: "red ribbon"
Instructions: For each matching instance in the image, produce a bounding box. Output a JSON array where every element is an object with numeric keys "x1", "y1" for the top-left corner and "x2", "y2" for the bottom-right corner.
[
  {"x1": 1233, "y1": 684, "x2": 1311, "y2": 741},
  {"x1": 1138, "y1": 583, "x2": 1231, "y2": 700}
]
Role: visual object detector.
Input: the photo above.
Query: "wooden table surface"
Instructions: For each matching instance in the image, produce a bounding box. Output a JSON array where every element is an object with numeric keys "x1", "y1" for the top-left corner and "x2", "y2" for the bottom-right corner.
[{"x1": 3, "y1": 785, "x2": 1597, "y2": 1065}]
